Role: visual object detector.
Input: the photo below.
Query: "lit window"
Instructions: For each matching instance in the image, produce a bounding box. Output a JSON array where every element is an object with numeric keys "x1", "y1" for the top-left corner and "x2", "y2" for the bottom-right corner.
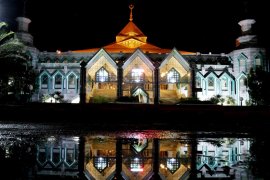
[
  {"x1": 255, "y1": 56, "x2": 261, "y2": 66},
  {"x1": 239, "y1": 58, "x2": 246, "y2": 72},
  {"x1": 66, "y1": 148, "x2": 75, "y2": 165},
  {"x1": 131, "y1": 68, "x2": 144, "y2": 83},
  {"x1": 94, "y1": 157, "x2": 108, "y2": 173},
  {"x1": 166, "y1": 158, "x2": 180, "y2": 174},
  {"x1": 51, "y1": 147, "x2": 61, "y2": 166},
  {"x1": 239, "y1": 77, "x2": 247, "y2": 90},
  {"x1": 221, "y1": 77, "x2": 228, "y2": 91},
  {"x1": 41, "y1": 75, "x2": 49, "y2": 89},
  {"x1": 96, "y1": 67, "x2": 109, "y2": 82},
  {"x1": 196, "y1": 76, "x2": 201, "y2": 88},
  {"x1": 130, "y1": 157, "x2": 143, "y2": 172},
  {"x1": 167, "y1": 68, "x2": 180, "y2": 83},
  {"x1": 68, "y1": 74, "x2": 76, "y2": 89},
  {"x1": 54, "y1": 74, "x2": 62, "y2": 89},
  {"x1": 208, "y1": 77, "x2": 215, "y2": 90},
  {"x1": 207, "y1": 151, "x2": 215, "y2": 166}
]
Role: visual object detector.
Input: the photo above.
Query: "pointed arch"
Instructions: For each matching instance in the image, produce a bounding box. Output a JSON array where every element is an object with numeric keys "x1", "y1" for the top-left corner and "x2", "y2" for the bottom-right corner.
[
  {"x1": 167, "y1": 68, "x2": 180, "y2": 83},
  {"x1": 132, "y1": 87, "x2": 149, "y2": 103},
  {"x1": 86, "y1": 48, "x2": 117, "y2": 82},
  {"x1": 219, "y1": 71, "x2": 235, "y2": 95},
  {"x1": 237, "y1": 53, "x2": 248, "y2": 73},
  {"x1": 122, "y1": 49, "x2": 154, "y2": 84},
  {"x1": 159, "y1": 48, "x2": 190, "y2": 72},
  {"x1": 95, "y1": 67, "x2": 109, "y2": 82},
  {"x1": 66, "y1": 71, "x2": 79, "y2": 90},
  {"x1": 253, "y1": 52, "x2": 263, "y2": 69},
  {"x1": 52, "y1": 70, "x2": 65, "y2": 89},
  {"x1": 39, "y1": 70, "x2": 51, "y2": 89},
  {"x1": 86, "y1": 48, "x2": 117, "y2": 69},
  {"x1": 196, "y1": 72, "x2": 204, "y2": 89},
  {"x1": 204, "y1": 72, "x2": 218, "y2": 91},
  {"x1": 122, "y1": 48, "x2": 155, "y2": 70},
  {"x1": 236, "y1": 72, "x2": 248, "y2": 105}
]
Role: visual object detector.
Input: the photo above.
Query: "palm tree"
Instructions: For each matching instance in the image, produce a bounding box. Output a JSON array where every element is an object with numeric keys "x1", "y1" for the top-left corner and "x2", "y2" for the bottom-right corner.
[{"x1": 0, "y1": 22, "x2": 36, "y2": 103}]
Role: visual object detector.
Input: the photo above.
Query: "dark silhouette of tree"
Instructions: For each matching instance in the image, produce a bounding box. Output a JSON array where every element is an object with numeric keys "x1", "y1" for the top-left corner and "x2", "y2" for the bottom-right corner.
[
  {"x1": 247, "y1": 68, "x2": 270, "y2": 105},
  {"x1": 0, "y1": 22, "x2": 37, "y2": 103}
]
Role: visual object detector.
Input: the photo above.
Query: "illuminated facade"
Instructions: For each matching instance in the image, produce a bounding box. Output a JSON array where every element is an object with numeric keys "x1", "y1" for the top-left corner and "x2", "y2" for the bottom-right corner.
[{"x1": 16, "y1": 5, "x2": 267, "y2": 105}]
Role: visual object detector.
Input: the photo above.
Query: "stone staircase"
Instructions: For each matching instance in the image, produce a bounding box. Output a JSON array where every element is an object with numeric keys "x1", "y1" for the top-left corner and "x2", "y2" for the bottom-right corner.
[{"x1": 160, "y1": 90, "x2": 179, "y2": 104}]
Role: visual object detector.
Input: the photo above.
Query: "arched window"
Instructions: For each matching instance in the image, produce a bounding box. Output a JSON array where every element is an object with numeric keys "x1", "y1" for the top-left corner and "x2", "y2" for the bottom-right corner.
[
  {"x1": 41, "y1": 74, "x2": 49, "y2": 89},
  {"x1": 68, "y1": 74, "x2": 76, "y2": 89},
  {"x1": 221, "y1": 77, "x2": 228, "y2": 91},
  {"x1": 239, "y1": 77, "x2": 246, "y2": 87},
  {"x1": 167, "y1": 68, "x2": 180, "y2": 83},
  {"x1": 196, "y1": 76, "x2": 201, "y2": 88},
  {"x1": 208, "y1": 77, "x2": 215, "y2": 90},
  {"x1": 255, "y1": 56, "x2": 261, "y2": 67},
  {"x1": 54, "y1": 74, "x2": 62, "y2": 89},
  {"x1": 238, "y1": 55, "x2": 247, "y2": 73},
  {"x1": 131, "y1": 68, "x2": 144, "y2": 83},
  {"x1": 96, "y1": 67, "x2": 109, "y2": 82}
]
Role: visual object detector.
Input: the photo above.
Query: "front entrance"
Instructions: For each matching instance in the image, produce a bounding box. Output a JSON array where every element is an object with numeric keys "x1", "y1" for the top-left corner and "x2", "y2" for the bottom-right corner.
[{"x1": 132, "y1": 87, "x2": 149, "y2": 103}]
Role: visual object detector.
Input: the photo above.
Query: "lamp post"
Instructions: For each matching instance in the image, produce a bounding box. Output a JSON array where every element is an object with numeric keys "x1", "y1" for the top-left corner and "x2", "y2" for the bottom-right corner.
[
  {"x1": 29, "y1": 84, "x2": 33, "y2": 102},
  {"x1": 240, "y1": 97, "x2": 243, "y2": 106}
]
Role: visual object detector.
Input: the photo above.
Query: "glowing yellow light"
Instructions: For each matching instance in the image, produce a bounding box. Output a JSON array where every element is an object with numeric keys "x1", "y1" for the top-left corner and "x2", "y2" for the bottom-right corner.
[
  {"x1": 160, "y1": 164, "x2": 166, "y2": 169},
  {"x1": 56, "y1": 50, "x2": 61, "y2": 54},
  {"x1": 161, "y1": 72, "x2": 165, "y2": 78}
]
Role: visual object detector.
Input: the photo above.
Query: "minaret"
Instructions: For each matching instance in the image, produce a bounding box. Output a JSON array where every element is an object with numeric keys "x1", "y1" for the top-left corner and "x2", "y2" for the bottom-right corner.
[
  {"x1": 235, "y1": 19, "x2": 257, "y2": 48},
  {"x1": 229, "y1": 0, "x2": 267, "y2": 106},
  {"x1": 16, "y1": 17, "x2": 33, "y2": 46}
]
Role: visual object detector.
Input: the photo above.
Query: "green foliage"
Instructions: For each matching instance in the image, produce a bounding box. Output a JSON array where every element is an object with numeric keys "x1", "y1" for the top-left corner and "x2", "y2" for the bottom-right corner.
[
  {"x1": 176, "y1": 97, "x2": 214, "y2": 105},
  {"x1": 249, "y1": 137, "x2": 270, "y2": 179},
  {"x1": 92, "y1": 96, "x2": 110, "y2": 103},
  {"x1": 0, "y1": 22, "x2": 37, "y2": 103},
  {"x1": 226, "y1": 96, "x2": 236, "y2": 105},
  {"x1": 210, "y1": 95, "x2": 222, "y2": 104},
  {"x1": 247, "y1": 68, "x2": 270, "y2": 105},
  {"x1": 51, "y1": 91, "x2": 65, "y2": 103},
  {"x1": 210, "y1": 95, "x2": 235, "y2": 105}
]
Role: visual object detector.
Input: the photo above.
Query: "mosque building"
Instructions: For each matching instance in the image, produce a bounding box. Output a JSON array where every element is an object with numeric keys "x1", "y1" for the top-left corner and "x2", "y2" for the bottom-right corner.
[{"x1": 15, "y1": 5, "x2": 267, "y2": 105}]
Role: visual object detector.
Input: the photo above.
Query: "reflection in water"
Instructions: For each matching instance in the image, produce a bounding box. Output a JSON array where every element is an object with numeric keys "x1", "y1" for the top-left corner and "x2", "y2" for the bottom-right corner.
[{"x1": 0, "y1": 123, "x2": 258, "y2": 179}]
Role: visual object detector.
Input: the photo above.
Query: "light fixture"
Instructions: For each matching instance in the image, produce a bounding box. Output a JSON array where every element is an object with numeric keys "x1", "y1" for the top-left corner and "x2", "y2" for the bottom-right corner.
[
  {"x1": 130, "y1": 157, "x2": 143, "y2": 172},
  {"x1": 94, "y1": 157, "x2": 108, "y2": 173},
  {"x1": 166, "y1": 158, "x2": 181, "y2": 174}
]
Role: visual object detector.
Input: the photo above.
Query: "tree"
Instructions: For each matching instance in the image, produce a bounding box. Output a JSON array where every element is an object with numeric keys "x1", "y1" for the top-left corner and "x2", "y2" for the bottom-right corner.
[
  {"x1": 247, "y1": 68, "x2": 270, "y2": 105},
  {"x1": 0, "y1": 22, "x2": 37, "y2": 103}
]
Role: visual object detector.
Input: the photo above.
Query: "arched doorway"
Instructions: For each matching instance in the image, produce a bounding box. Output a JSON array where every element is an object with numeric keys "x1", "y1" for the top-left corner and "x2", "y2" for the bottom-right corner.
[{"x1": 132, "y1": 87, "x2": 149, "y2": 103}]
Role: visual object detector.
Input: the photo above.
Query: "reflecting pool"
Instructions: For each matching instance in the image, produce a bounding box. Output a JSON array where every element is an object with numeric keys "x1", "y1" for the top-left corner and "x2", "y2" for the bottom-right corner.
[{"x1": 0, "y1": 122, "x2": 263, "y2": 180}]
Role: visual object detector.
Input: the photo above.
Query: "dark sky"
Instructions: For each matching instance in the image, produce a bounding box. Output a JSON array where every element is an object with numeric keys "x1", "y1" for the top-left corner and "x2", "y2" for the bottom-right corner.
[{"x1": 1, "y1": 0, "x2": 269, "y2": 54}]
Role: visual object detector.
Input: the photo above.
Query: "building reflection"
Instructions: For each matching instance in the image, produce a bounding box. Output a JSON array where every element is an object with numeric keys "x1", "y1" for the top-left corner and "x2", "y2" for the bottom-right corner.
[{"x1": 30, "y1": 136, "x2": 251, "y2": 179}]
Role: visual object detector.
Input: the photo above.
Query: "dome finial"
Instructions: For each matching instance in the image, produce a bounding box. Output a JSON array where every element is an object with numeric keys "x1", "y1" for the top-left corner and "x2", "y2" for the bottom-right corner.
[{"x1": 129, "y1": 4, "x2": 134, "y2": 21}]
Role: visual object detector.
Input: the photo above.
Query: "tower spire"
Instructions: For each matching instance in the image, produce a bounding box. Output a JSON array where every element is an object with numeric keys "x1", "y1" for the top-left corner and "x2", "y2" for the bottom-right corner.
[
  {"x1": 129, "y1": 4, "x2": 134, "y2": 21},
  {"x1": 23, "y1": 0, "x2": 28, "y2": 17}
]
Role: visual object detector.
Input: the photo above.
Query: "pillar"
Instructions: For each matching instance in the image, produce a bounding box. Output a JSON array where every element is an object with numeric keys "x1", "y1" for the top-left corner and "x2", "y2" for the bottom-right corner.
[
  {"x1": 112, "y1": 139, "x2": 124, "y2": 179},
  {"x1": 117, "y1": 62, "x2": 123, "y2": 99},
  {"x1": 80, "y1": 61, "x2": 87, "y2": 104},
  {"x1": 149, "y1": 138, "x2": 162, "y2": 180},
  {"x1": 190, "y1": 62, "x2": 196, "y2": 99},
  {"x1": 78, "y1": 136, "x2": 86, "y2": 179},
  {"x1": 154, "y1": 62, "x2": 160, "y2": 105},
  {"x1": 189, "y1": 138, "x2": 198, "y2": 179}
]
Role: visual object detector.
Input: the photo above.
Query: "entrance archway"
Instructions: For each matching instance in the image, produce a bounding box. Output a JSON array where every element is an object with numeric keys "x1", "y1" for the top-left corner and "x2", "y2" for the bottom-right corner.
[{"x1": 132, "y1": 87, "x2": 149, "y2": 103}]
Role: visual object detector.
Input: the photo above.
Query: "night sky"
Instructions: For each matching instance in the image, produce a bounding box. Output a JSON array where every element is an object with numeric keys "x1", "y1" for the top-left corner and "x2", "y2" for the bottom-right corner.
[{"x1": 1, "y1": 0, "x2": 269, "y2": 54}]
